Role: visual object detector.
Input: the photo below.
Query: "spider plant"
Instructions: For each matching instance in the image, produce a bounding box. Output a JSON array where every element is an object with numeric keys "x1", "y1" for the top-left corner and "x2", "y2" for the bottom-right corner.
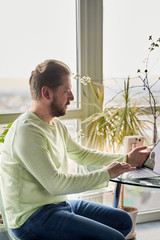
[
  {"x1": 82, "y1": 77, "x2": 147, "y2": 152},
  {"x1": 82, "y1": 81, "x2": 112, "y2": 151}
]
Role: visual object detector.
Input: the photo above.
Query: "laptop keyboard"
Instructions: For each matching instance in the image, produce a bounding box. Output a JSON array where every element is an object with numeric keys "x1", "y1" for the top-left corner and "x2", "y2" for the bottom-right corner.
[{"x1": 120, "y1": 167, "x2": 160, "y2": 179}]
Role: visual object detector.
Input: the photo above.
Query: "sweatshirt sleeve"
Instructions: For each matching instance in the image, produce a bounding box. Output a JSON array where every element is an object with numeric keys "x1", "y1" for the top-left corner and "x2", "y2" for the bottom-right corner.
[
  {"x1": 66, "y1": 128, "x2": 127, "y2": 167},
  {"x1": 12, "y1": 122, "x2": 110, "y2": 196}
]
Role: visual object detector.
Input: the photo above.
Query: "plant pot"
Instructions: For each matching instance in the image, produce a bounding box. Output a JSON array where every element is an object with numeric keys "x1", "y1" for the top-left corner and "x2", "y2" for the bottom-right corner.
[{"x1": 120, "y1": 206, "x2": 138, "y2": 240}]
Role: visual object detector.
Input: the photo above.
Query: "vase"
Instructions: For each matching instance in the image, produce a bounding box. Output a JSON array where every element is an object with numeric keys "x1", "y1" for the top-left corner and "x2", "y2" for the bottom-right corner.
[{"x1": 120, "y1": 206, "x2": 138, "y2": 240}]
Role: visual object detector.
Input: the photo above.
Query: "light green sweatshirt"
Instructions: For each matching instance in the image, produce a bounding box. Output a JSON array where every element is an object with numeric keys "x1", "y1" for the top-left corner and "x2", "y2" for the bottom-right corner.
[{"x1": 0, "y1": 112, "x2": 126, "y2": 228}]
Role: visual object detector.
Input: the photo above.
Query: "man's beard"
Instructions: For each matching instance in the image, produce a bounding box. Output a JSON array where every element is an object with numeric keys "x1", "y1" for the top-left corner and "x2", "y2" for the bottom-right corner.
[{"x1": 49, "y1": 97, "x2": 69, "y2": 117}]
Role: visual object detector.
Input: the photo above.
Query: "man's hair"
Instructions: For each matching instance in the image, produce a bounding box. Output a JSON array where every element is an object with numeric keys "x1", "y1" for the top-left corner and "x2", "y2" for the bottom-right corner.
[{"x1": 29, "y1": 59, "x2": 71, "y2": 100}]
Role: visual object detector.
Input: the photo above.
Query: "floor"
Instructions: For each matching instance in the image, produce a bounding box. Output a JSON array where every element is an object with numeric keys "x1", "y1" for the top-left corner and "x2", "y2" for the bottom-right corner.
[{"x1": 0, "y1": 221, "x2": 159, "y2": 240}]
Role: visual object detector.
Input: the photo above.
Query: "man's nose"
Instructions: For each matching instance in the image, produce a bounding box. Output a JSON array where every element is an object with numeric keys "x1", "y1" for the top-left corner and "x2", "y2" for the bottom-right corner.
[{"x1": 69, "y1": 91, "x2": 74, "y2": 101}]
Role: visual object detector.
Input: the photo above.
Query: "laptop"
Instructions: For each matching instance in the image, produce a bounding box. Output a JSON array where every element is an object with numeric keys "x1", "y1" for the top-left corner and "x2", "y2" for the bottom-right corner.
[{"x1": 119, "y1": 140, "x2": 160, "y2": 180}]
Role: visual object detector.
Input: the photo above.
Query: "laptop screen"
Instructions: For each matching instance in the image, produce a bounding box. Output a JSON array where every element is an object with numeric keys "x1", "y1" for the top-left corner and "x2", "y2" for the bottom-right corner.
[{"x1": 144, "y1": 140, "x2": 160, "y2": 174}]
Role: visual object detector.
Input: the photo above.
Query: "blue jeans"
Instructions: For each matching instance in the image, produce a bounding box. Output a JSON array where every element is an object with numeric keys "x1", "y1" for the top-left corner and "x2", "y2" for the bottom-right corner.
[{"x1": 11, "y1": 200, "x2": 132, "y2": 240}]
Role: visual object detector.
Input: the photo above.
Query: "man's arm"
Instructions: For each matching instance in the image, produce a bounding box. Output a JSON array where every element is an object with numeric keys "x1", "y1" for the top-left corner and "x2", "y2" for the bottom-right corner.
[
  {"x1": 64, "y1": 122, "x2": 150, "y2": 168},
  {"x1": 12, "y1": 123, "x2": 111, "y2": 195},
  {"x1": 66, "y1": 131, "x2": 127, "y2": 166}
]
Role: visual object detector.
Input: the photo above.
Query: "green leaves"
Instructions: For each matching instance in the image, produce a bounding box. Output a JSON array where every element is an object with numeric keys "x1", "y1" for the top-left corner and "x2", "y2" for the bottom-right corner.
[
  {"x1": 148, "y1": 36, "x2": 160, "y2": 51},
  {"x1": 82, "y1": 77, "x2": 146, "y2": 152},
  {"x1": 106, "y1": 77, "x2": 146, "y2": 151},
  {"x1": 0, "y1": 123, "x2": 12, "y2": 143}
]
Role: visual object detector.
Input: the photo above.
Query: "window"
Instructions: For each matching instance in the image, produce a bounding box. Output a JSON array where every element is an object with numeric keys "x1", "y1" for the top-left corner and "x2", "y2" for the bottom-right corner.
[
  {"x1": 0, "y1": 0, "x2": 77, "y2": 114},
  {"x1": 103, "y1": 0, "x2": 160, "y2": 114},
  {"x1": 103, "y1": 0, "x2": 160, "y2": 79},
  {"x1": 0, "y1": 0, "x2": 80, "y2": 174},
  {"x1": 103, "y1": 0, "x2": 160, "y2": 220}
]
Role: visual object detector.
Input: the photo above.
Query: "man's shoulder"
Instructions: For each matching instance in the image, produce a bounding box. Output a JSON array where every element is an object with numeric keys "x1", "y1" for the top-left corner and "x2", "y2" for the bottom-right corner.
[{"x1": 12, "y1": 112, "x2": 42, "y2": 136}]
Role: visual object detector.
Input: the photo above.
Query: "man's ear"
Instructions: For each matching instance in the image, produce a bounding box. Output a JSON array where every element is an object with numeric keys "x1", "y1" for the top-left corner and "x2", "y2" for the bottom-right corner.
[{"x1": 41, "y1": 86, "x2": 52, "y2": 100}]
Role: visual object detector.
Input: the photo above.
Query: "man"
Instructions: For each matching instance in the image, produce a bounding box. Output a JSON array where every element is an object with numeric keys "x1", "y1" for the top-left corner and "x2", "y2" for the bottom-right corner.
[{"x1": 0, "y1": 59, "x2": 149, "y2": 240}]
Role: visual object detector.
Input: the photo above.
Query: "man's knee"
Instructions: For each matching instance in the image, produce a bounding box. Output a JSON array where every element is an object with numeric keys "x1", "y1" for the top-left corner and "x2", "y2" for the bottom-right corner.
[{"x1": 123, "y1": 211, "x2": 133, "y2": 236}]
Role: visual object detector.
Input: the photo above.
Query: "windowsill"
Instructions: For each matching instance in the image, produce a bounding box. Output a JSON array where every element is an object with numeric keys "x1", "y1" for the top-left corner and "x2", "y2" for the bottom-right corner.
[
  {"x1": 0, "y1": 109, "x2": 82, "y2": 124},
  {"x1": 137, "y1": 209, "x2": 160, "y2": 223}
]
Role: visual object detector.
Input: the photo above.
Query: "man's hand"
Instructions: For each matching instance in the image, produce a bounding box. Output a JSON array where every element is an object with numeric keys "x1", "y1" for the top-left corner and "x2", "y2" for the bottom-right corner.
[
  {"x1": 106, "y1": 161, "x2": 136, "y2": 179},
  {"x1": 127, "y1": 146, "x2": 150, "y2": 167}
]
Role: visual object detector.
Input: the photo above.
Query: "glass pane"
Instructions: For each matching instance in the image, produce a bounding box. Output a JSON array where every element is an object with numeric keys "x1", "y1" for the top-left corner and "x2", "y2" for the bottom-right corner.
[
  {"x1": 103, "y1": 0, "x2": 160, "y2": 214},
  {"x1": 103, "y1": 0, "x2": 160, "y2": 104},
  {"x1": 0, "y1": 0, "x2": 77, "y2": 113}
]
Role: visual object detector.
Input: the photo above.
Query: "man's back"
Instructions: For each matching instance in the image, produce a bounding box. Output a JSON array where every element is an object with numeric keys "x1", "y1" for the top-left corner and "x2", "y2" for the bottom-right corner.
[{"x1": 0, "y1": 112, "x2": 68, "y2": 229}]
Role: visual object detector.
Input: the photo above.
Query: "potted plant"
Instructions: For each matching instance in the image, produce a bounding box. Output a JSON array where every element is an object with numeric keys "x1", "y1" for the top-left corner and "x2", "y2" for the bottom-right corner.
[
  {"x1": 137, "y1": 35, "x2": 160, "y2": 144},
  {"x1": 81, "y1": 76, "x2": 147, "y2": 152}
]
